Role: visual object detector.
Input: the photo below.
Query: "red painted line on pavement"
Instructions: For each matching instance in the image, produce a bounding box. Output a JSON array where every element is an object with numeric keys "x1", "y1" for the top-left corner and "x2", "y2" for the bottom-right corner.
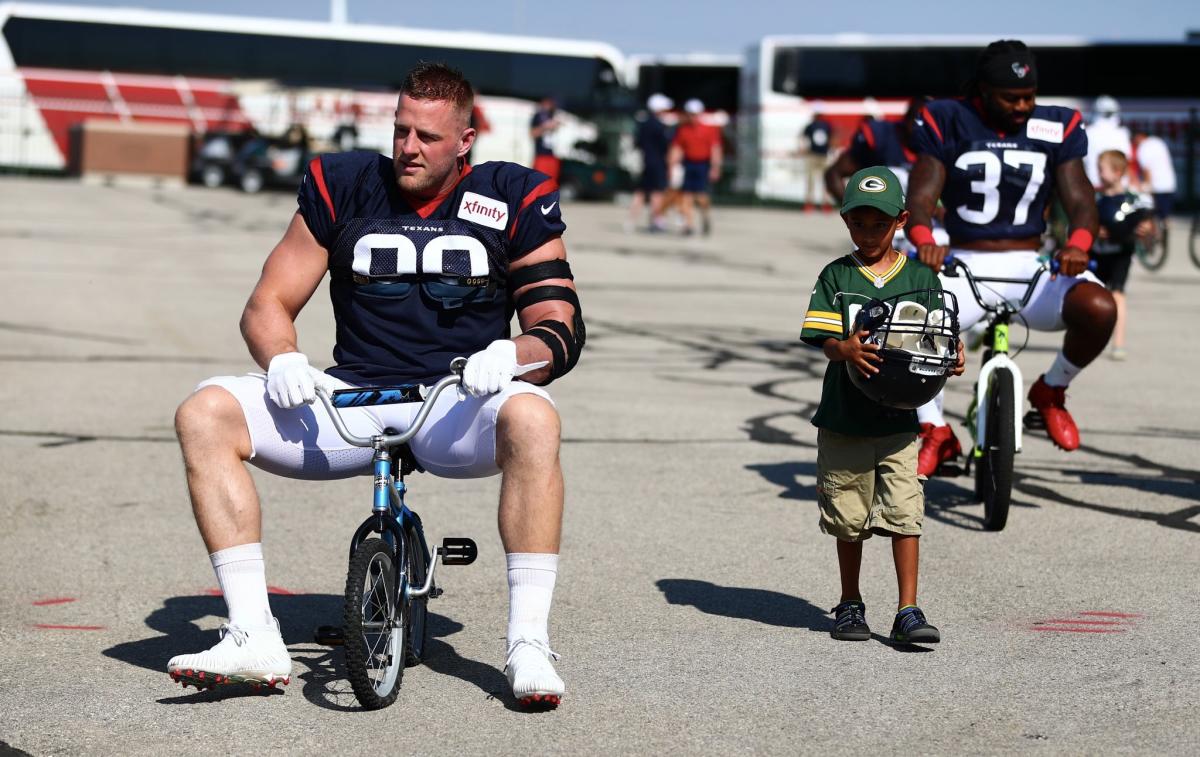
[
  {"x1": 33, "y1": 624, "x2": 105, "y2": 631},
  {"x1": 32, "y1": 597, "x2": 77, "y2": 606},
  {"x1": 1030, "y1": 626, "x2": 1126, "y2": 634},
  {"x1": 1040, "y1": 619, "x2": 1127, "y2": 626},
  {"x1": 1079, "y1": 611, "x2": 1142, "y2": 618}
]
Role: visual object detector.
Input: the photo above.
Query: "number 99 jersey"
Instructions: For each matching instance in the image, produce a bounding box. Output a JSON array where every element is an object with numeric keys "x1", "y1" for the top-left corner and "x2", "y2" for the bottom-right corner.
[
  {"x1": 297, "y1": 151, "x2": 565, "y2": 386},
  {"x1": 911, "y1": 98, "x2": 1087, "y2": 243}
]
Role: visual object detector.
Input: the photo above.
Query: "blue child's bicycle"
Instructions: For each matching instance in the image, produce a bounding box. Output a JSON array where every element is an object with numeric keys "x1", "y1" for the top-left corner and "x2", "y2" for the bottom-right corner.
[{"x1": 312, "y1": 357, "x2": 478, "y2": 710}]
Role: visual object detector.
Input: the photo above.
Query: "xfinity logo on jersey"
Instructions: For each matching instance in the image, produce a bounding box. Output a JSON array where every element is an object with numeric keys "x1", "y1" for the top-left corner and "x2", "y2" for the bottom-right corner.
[
  {"x1": 859, "y1": 176, "x2": 888, "y2": 192},
  {"x1": 1025, "y1": 118, "x2": 1064, "y2": 144},
  {"x1": 458, "y1": 191, "x2": 508, "y2": 230}
]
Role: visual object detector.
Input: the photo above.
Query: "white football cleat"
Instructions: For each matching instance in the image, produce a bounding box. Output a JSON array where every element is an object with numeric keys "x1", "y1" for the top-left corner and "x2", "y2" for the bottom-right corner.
[
  {"x1": 167, "y1": 619, "x2": 292, "y2": 691},
  {"x1": 505, "y1": 637, "x2": 564, "y2": 708}
]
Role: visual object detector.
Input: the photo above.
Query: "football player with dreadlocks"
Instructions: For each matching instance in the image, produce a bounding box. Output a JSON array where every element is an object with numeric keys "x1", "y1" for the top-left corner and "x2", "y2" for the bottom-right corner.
[{"x1": 905, "y1": 40, "x2": 1113, "y2": 475}]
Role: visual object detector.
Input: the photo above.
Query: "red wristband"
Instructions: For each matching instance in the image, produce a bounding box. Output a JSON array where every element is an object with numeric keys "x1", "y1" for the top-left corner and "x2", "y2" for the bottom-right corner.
[
  {"x1": 1066, "y1": 228, "x2": 1094, "y2": 252},
  {"x1": 908, "y1": 225, "x2": 936, "y2": 247}
]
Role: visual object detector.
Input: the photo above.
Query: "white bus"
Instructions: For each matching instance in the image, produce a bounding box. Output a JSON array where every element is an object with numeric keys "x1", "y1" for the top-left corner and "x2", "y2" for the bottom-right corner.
[
  {"x1": 0, "y1": 1, "x2": 629, "y2": 190},
  {"x1": 737, "y1": 35, "x2": 1200, "y2": 203}
]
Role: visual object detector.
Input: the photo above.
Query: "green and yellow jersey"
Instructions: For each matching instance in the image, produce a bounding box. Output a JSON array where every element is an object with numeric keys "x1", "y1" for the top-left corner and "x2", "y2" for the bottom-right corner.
[{"x1": 800, "y1": 251, "x2": 942, "y2": 437}]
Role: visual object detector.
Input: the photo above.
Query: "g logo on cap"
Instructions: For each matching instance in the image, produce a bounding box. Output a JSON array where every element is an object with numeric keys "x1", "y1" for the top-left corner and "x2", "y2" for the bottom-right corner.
[{"x1": 858, "y1": 176, "x2": 887, "y2": 193}]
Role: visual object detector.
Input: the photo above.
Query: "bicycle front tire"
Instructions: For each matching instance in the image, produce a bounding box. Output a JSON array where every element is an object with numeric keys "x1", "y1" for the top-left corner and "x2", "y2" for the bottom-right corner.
[
  {"x1": 404, "y1": 524, "x2": 429, "y2": 666},
  {"x1": 976, "y1": 368, "x2": 1015, "y2": 532},
  {"x1": 1189, "y1": 214, "x2": 1200, "y2": 268},
  {"x1": 344, "y1": 537, "x2": 407, "y2": 709}
]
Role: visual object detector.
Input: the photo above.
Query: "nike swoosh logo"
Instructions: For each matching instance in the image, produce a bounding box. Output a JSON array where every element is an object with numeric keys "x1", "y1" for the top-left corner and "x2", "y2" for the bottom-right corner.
[{"x1": 540, "y1": 202, "x2": 557, "y2": 215}]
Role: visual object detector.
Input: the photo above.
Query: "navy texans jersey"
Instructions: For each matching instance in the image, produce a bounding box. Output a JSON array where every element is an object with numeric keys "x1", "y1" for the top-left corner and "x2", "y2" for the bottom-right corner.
[
  {"x1": 297, "y1": 151, "x2": 565, "y2": 386},
  {"x1": 911, "y1": 99, "x2": 1087, "y2": 243},
  {"x1": 848, "y1": 119, "x2": 917, "y2": 191}
]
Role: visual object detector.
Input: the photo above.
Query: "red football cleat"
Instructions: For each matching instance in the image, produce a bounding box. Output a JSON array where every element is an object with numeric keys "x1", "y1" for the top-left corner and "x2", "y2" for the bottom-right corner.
[
  {"x1": 917, "y1": 423, "x2": 961, "y2": 477},
  {"x1": 1027, "y1": 375, "x2": 1080, "y2": 451}
]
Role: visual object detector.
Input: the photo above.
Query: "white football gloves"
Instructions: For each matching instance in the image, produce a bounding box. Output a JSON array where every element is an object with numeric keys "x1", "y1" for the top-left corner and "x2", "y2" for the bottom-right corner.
[
  {"x1": 461, "y1": 340, "x2": 548, "y2": 398},
  {"x1": 266, "y1": 352, "x2": 335, "y2": 409}
]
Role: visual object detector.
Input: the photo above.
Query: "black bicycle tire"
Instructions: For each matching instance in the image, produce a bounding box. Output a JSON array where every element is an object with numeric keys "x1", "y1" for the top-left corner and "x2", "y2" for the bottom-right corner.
[
  {"x1": 1189, "y1": 214, "x2": 1200, "y2": 269},
  {"x1": 404, "y1": 525, "x2": 429, "y2": 666},
  {"x1": 979, "y1": 368, "x2": 1015, "y2": 531},
  {"x1": 1137, "y1": 228, "x2": 1169, "y2": 271},
  {"x1": 343, "y1": 538, "x2": 405, "y2": 710}
]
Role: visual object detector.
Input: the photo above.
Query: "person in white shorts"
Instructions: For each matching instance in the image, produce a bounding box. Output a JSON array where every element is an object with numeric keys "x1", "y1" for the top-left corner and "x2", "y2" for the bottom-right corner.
[
  {"x1": 167, "y1": 63, "x2": 584, "y2": 708},
  {"x1": 905, "y1": 40, "x2": 1115, "y2": 475}
]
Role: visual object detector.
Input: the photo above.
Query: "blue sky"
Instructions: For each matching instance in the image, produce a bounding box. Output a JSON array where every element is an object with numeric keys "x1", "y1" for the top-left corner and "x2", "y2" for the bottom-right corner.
[{"x1": 28, "y1": 0, "x2": 1200, "y2": 54}]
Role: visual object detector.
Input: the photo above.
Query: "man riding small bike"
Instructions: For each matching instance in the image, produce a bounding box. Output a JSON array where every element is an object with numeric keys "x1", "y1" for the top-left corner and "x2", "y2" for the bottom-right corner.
[
  {"x1": 905, "y1": 39, "x2": 1114, "y2": 475},
  {"x1": 168, "y1": 63, "x2": 582, "y2": 708}
]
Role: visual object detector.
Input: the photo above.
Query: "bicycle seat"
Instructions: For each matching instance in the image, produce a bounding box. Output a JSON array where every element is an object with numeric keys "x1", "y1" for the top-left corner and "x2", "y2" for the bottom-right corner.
[
  {"x1": 378, "y1": 427, "x2": 425, "y2": 476},
  {"x1": 331, "y1": 385, "x2": 425, "y2": 408}
]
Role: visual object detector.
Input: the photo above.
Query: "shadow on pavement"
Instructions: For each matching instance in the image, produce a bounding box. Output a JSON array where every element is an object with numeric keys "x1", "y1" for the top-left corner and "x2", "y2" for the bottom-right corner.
[
  {"x1": 103, "y1": 593, "x2": 341, "y2": 675},
  {"x1": 421, "y1": 614, "x2": 533, "y2": 713},
  {"x1": 745, "y1": 461, "x2": 817, "y2": 502},
  {"x1": 104, "y1": 595, "x2": 524, "y2": 711},
  {"x1": 871, "y1": 633, "x2": 935, "y2": 653},
  {"x1": 922, "y1": 476, "x2": 989, "y2": 531},
  {"x1": 656, "y1": 579, "x2": 829, "y2": 632}
]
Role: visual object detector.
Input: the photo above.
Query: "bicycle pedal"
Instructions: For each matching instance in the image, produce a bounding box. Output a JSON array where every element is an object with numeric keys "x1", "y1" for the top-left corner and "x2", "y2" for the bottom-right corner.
[
  {"x1": 439, "y1": 537, "x2": 478, "y2": 566},
  {"x1": 1022, "y1": 410, "x2": 1044, "y2": 430},
  {"x1": 313, "y1": 625, "x2": 345, "y2": 646}
]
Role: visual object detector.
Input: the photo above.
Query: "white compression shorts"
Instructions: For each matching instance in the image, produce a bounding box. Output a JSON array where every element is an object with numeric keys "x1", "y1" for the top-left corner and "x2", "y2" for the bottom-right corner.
[
  {"x1": 196, "y1": 372, "x2": 553, "y2": 481},
  {"x1": 940, "y1": 250, "x2": 1103, "y2": 333}
]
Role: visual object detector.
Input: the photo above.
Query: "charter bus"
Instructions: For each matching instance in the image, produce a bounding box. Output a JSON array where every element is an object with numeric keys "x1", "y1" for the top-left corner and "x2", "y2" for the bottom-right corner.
[
  {"x1": 737, "y1": 35, "x2": 1200, "y2": 203},
  {"x1": 0, "y1": 1, "x2": 631, "y2": 192}
]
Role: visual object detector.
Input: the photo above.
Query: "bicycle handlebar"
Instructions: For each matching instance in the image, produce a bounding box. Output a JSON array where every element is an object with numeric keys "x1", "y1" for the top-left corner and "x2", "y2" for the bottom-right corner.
[
  {"x1": 315, "y1": 357, "x2": 467, "y2": 449},
  {"x1": 905, "y1": 250, "x2": 1096, "y2": 315}
]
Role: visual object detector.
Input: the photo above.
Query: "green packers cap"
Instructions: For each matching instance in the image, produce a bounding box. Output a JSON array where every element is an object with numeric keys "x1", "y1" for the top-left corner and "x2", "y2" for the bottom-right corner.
[{"x1": 841, "y1": 166, "x2": 905, "y2": 217}]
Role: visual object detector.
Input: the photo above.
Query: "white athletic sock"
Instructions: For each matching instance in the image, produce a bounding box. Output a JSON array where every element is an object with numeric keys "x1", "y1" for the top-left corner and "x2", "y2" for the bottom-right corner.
[
  {"x1": 916, "y1": 393, "x2": 946, "y2": 427},
  {"x1": 506, "y1": 552, "x2": 558, "y2": 647},
  {"x1": 211, "y1": 543, "x2": 274, "y2": 629},
  {"x1": 1043, "y1": 351, "x2": 1082, "y2": 388}
]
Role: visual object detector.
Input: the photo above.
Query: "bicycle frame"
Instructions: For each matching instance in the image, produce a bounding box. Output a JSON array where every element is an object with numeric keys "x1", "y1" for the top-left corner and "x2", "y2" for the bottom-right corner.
[
  {"x1": 972, "y1": 348, "x2": 1024, "y2": 455},
  {"x1": 315, "y1": 361, "x2": 465, "y2": 600},
  {"x1": 944, "y1": 257, "x2": 1052, "y2": 457}
]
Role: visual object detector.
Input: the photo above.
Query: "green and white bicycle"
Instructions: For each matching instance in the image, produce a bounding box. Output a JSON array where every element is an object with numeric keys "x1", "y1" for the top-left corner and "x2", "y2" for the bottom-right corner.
[{"x1": 945, "y1": 254, "x2": 1089, "y2": 531}]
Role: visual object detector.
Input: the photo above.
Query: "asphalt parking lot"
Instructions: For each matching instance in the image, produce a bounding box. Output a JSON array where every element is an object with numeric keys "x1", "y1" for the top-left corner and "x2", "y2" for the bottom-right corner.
[{"x1": 0, "y1": 177, "x2": 1197, "y2": 755}]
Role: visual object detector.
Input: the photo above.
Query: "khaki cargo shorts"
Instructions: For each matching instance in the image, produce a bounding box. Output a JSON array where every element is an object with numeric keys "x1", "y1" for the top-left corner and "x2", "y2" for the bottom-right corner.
[{"x1": 816, "y1": 428, "x2": 923, "y2": 541}]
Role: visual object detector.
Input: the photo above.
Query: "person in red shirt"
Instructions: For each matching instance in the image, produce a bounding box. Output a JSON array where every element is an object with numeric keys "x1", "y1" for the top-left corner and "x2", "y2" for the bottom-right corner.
[
  {"x1": 529, "y1": 96, "x2": 561, "y2": 183},
  {"x1": 668, "y1": 98, "x2": 723, "y2": 235}
]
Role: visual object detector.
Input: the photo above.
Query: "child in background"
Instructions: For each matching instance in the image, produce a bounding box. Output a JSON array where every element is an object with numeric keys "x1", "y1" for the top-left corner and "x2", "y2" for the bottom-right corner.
[{"x1": 1094, "y1": 150, "x2": 1156, "y2": 361}]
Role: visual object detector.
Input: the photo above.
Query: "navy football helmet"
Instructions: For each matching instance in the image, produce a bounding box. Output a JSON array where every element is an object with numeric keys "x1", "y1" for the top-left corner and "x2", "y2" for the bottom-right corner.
[{"x1": 1097, "y1": 191, "x2": 1154, "y2": 244}]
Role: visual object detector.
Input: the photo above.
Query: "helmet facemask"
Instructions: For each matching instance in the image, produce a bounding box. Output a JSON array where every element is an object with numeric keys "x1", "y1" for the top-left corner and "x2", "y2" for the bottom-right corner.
[{"x1": 847, "y1": 289, "x2": 960, "y2": 409}]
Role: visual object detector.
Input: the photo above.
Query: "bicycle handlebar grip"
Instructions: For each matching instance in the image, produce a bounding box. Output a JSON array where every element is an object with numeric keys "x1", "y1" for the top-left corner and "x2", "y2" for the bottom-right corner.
[
  {"x1": 906, "y1": 249, "x2": 958, "y2": 271},
  {"x1": 1048, "y1": 258, "x2": 1098, "y2": 275}
]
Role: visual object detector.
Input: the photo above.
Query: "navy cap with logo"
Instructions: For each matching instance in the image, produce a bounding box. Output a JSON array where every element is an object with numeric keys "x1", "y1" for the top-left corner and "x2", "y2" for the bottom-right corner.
[{"x1": 841, "y1": 166, "x2": 905, "y2": 217}]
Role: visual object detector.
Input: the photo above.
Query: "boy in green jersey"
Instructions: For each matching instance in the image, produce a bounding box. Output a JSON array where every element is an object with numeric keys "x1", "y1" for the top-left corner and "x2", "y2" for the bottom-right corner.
[{"x1": 801, "y1": 166, "x2": 964, "y2": 644}]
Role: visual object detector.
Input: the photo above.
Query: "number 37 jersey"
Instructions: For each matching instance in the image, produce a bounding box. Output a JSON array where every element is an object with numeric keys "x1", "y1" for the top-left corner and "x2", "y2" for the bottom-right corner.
[{"x1": 911, "y1": 99, "x2": 1087, "y2": 243}]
